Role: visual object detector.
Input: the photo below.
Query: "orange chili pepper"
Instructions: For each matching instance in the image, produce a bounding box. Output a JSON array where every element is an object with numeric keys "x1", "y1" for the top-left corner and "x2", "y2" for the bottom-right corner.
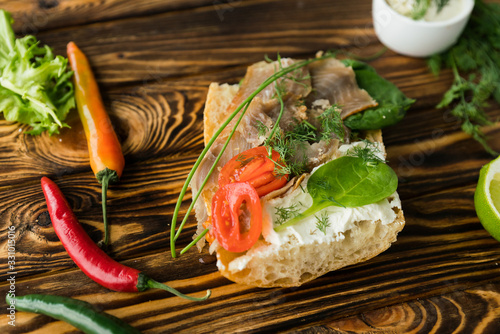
[{"x1": 67, "y1": 41, "x2": 125, "y2": 246}]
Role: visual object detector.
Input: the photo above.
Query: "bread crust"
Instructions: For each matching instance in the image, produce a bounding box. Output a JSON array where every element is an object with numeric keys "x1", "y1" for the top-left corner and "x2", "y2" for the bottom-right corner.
[
  {"x1": 200, "y1": 78, "x2": 405, "y2": 288},
  {"x1": 216, "y1": 209, "x2": 404, "y2": 287}
]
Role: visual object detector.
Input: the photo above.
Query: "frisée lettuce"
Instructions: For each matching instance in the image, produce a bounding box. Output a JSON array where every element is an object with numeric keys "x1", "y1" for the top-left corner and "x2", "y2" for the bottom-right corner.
[{"x1": 0, "y1": 10, "x2": 75, "y2": 135}]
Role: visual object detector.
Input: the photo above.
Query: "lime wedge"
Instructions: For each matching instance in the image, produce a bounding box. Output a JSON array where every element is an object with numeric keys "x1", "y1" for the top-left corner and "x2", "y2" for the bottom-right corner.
[
  {"x1": 491, "y1": 173, "x2": 500, "y2": 213},
  {"x1": 475, "y1": 157, "x2": 500, "y2": 242}
]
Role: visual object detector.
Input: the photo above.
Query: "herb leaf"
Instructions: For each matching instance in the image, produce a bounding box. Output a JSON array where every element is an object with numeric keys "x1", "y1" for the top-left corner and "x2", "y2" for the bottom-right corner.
[
  {"x1": 315, "y1": 212, "x2": 330, "y2": 235},
  {"x1": 345, "y1": 140, "x2": 385, "y2": 165},
  {"x1": 318, "y1": 105, "x2": 345, "y2": 142},
  {"x1": 428, "y1": 0, "x2": 500, "y2": 156},
  {"x1": 275, "y1": 205, "x2": 301, "y2": 226}
]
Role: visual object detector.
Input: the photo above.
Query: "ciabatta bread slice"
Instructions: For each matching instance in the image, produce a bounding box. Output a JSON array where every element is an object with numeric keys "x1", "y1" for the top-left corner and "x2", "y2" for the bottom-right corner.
[{"x1": 196, "y1": 71, "x2": 405, "y2": 288}]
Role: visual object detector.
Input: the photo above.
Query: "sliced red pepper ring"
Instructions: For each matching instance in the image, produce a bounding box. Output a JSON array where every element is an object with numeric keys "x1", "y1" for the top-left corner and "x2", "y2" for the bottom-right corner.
[
  {"x1": 218, "y1": 146, "x2": 288, "y2": 197},
  {"x1": 211, "y1": 182, "x2": 262, "y2": 253}
]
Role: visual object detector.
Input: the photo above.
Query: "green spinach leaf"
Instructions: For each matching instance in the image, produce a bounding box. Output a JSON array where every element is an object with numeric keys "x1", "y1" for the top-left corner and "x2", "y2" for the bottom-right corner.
[
  {"x1": 341, "y1": 59, "x2": 415, "y2": 130},
  {"x1": 274, "y1": 156, "x2": 398, "y2": 231}
]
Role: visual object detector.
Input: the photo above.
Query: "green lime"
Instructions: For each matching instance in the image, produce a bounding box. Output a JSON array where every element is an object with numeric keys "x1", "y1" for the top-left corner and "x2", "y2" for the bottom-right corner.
[{"x1": 474, "y1": 156, "x2": 500, "y2": 242}]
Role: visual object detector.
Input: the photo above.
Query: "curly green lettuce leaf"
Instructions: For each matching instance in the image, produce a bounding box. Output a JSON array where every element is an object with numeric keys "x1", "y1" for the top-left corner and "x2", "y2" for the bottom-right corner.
[
  {"x1": 341, "y1": 59, "x2": 415, "y2": 131},
  {"x1": 0, "y1": 10, "x2": 75, "y2": 135}
]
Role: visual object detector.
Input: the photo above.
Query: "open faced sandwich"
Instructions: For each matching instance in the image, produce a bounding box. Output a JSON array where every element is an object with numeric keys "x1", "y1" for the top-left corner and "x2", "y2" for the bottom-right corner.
[{"x1": 189, "y1": 53, "x2": 414, "y2": 288}]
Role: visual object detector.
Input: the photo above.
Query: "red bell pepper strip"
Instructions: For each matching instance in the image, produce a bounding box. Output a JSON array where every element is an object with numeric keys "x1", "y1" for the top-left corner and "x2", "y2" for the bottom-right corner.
[
  {"x1": 41, "y1": 176, "x2": 210, "y2": 301},
  {"x1": 218, "y1": 146, "x2": 288, "y2": 197},
  {"x1": 67, "y1": 41, "x2": 125, "y2": 246},
  {"x1": 211, "y1": 182, "x2": 262, "y2": 252}
]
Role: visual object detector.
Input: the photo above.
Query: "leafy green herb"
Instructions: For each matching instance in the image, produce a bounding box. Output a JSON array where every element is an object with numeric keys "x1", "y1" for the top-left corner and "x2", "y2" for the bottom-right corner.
[
  {"x1": 341, "y1": 60, "x2": 415, "y2": 131},
  {"x1": 266, "y1": 126, "x2": 309, "y2": 176},
  {"x1": 315, "y1": 212, "x2": 330, "y2": 235},
  {"x1": 235, "y1": 153, "x2": 254, "y2": 167},
  {"x1": 263, "y1": 106, "x2": 345, "y2": 177},
  {"x1": 427, "y1": 0, "x2": 500, "y2": 156},
  {"x1": 0, "y1": 10, "x2": 75, "y2": 135},
  {"x1": 255, "y1": 120, "x2": 269, "y2": 137},
  {"x1": 265, "y1": 117, "x2": 328, "y2": 177},
  {"x1": 275, "y1": 204, "x2": 301, "y2": 226},
  {"x1": 317, "y1": 105, "x2": 344, "y2": 142},
  {"x1": 275, "y1": 156, "x2": 398, "y2": 231},
  {"x1": 346, "y1": 140, "x2": 385, "y2": 166},
  {"x1": 288, "y1": 121, "x2": 317, "y2": 143}
]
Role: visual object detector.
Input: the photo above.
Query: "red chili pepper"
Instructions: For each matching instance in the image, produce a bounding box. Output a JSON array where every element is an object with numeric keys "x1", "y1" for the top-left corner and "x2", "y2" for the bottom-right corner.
[
  {"x1": 211, "y1": 182, "x2": 262, "y2": 252},
  {"x1": 67, "y1": 41, "x2": 125, "y2": 246},
  {"x1": 41, "y1": 177, "x2": 210, "y2": 301},
  {"x1": 218, "y1": 146, "x2": 288, "y2": 197}
]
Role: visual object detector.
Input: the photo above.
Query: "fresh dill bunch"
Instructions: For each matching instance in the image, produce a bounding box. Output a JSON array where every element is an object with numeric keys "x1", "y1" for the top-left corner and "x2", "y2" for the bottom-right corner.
[
  {"x1": 267, "y1": 126, "x2": 309, "y2": 176},
  {"x1": 427, "y1": 0, "x2": 500, "y2": 156},
  {"x1": 315, "y1": 211, "x2": 331, "y2": 235},
  {"x1": 275, "y1": 204, "x2": 301, "y2": 225},
  {"x1": 263, "y1": 114, "x2": 345, "y2": 177},
  {"x1": 317, "y1": 105, "x2": 345, "y2": 142},
  {"x1": 288, "y1": 120, "x2": 317, "y2": 143},
  {"x1": 346, "y1": 139, "x2": 386, "y2": 166}
]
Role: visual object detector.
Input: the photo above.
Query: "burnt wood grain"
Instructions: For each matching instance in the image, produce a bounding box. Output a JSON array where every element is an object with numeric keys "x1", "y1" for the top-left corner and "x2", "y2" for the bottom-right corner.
[{"x1": 1, "y1": 0, "x2": 500, "y2": 333}]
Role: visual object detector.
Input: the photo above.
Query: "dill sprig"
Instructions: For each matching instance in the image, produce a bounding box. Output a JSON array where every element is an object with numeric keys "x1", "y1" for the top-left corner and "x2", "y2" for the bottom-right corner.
[
  {"x1": 262, "y1": 107, "x2": 346, "y2": 177},
  {"x1": 275, "y1": 204, "x2": 301, "y2": 225},
  {"x1": 255, "y1": 120, "x2": 269, "y2": 137},
  {"x1": 318, "y1": 105, "x2": 345, "y2": 142},
  {"x1": 345, "y1": 140, "x2": 385, "y2": 166},
  {"x1": 428, "y1": 0, "x2": 500, "y2": 156},
  {"x1": 235, "y1": 153, "x2": 253, "y2": 167},
  {"x1": 266, "y1": 126, "x2": 309, "y2": 176},
  {"x1": 315, "y1": 211, "x2": 331, "y2": 235}
]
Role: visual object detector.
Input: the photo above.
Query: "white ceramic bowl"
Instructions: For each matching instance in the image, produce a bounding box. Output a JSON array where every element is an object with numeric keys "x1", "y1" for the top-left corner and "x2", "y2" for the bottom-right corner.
[{"x1": 372, "y1": 0, "x2": 474, "y2": 57}]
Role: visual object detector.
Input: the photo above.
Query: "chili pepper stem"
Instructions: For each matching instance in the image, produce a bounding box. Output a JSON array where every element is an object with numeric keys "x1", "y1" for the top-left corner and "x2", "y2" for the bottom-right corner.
[
  {"x1": 96, "y1": 168, "x2": 119, "y2": 246},
  {"x1": 138, "y1": 273, "x2": 211, "y2": 301}
]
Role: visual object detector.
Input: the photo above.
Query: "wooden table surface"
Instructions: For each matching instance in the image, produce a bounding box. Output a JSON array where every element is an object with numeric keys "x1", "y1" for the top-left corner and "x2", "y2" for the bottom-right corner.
[{"x1": 2, "y1": 0, "x2": 500, "y2": 333}]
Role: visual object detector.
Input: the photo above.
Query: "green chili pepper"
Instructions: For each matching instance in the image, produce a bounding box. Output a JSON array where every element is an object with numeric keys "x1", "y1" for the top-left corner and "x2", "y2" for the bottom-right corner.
[{"x1": 6, "y1": 294, "x2": 142, "y2": 334}]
